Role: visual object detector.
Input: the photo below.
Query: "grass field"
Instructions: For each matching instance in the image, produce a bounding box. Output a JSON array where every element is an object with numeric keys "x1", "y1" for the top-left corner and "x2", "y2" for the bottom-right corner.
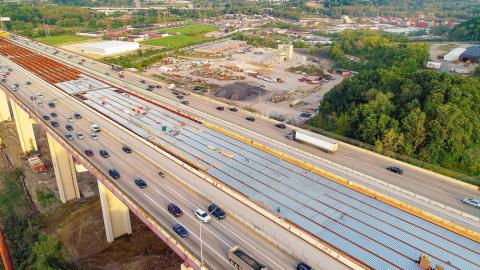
[
  {"x1": 162, "y1": 24, "x2": 217, "y2": 35},
  {"x1": 141, "y1": 34, "x2": 209, "y2": 49},
  {"x1": 36, "y1": 35, "x2": 92, "y2": 45}
]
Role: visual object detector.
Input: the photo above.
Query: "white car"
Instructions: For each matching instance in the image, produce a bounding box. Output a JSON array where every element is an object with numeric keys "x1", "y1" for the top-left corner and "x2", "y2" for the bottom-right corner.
[
  {"x1": 462, "y1": 198, "x2": 480, "y2": 208},
  {"x1": 67, "y1": 116, "x2": 74, "y2": 123},
  {"x1": 36, "y1": 92, "x2": 44, "y2": 98},
  {"x1": 91, "y1": 124, "x2": 101, "y2": 133},
  {"x1": 194, "y1": 208, "x2": 212, "y2": 223}
]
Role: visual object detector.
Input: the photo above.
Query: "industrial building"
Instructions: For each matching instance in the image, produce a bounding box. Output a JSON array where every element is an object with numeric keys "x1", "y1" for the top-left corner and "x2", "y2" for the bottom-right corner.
[
  {"x1": 443, "y1": 47, "x2": 466, "y2": 62},
  {"x1": 76, "y1": 41, "x2": 139, "y2": 55},
  {"x1": 193, "y1": 40, "x2": 247, "y2": 55},
  {"x1": 460, "y1": 46, "x2": 480, "y2": 63}
]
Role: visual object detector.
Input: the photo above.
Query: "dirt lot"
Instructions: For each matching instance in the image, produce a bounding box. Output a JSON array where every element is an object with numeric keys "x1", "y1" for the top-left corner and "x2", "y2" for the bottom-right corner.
[{"x1": 0, "y1": 120, "x2": 181, "y2": 269}]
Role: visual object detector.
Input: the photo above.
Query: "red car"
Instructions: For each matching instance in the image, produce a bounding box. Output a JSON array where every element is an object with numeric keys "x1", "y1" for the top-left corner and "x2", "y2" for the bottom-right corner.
[{"x1": 85, "y1": 150, "x2": 94, "y2": 156}]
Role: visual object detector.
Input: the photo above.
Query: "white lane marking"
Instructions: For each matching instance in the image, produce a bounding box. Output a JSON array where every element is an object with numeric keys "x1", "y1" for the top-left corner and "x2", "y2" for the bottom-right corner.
[
  {"x1": 160, "y1": 184, "x2": 288, "y2": 270},
  {"x1": 153, "y1": 188, "x2": 231, "y2": 248},
  {"x1": 144, "y1": 193, "x2": 232, "y2": 269}
]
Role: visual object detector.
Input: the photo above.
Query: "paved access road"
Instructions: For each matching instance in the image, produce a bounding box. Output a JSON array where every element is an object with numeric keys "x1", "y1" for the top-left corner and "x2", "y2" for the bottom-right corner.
[
  {"x1": 15, "y1": 36, "x2": 480, "y2": 221},
  {"x1": 1, "y1": 54, "x2": 350, "y2": 270}
]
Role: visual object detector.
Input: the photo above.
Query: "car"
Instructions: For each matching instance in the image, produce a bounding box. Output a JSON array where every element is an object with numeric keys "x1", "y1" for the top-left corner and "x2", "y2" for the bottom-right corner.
[
  {"x1": 99, "y1": 150, "x2": 110, "y2": 158},
  {"x1": 134, "y1": 178, "x2": 147, "y2": 188},
  {"x1": 176, "y1": 95, "x2": 184, "y2": 100},
  {"x1": 208, "y1": 204, "x2": 226, "y2": 220},
  {"x1": 48, "y1": 102, "x2": 55, "y2": 108},
  {"x1": 73, "y1": 113, "x2": 82, "y2": 119},
  {"x1": 155, "y1": 85, "x2": 161, "y2": 89},
  {"x1": 51, "y1": 121, "x2": 59, "y2": 127},
  {"x1": 36, "y1": 93, "x2": 44, "y2": 99},
  {"x1": 386, "y1": 166, "x2": 404, "y2": 174},
  {"x1": 168, "y1": 203, "x2": 183, "y2": 217},
  {"x1": 91, "y1": 124, "x2": 101, "y2": 133},
  {"x1": 67, "y1": 116, "x2": 74, "y2": 123},
  {"x1": 158, "y1": 171, "x2": 165, "y2": 178},
  {"x1": 50, "y1": 112, "x2": 58, "y2": 118},
  {"x1": 109, "y1": 169, "x2": 120, "y2": 179},
  {"x1": 229, "y1": 107, "x2": 238, "y2": 112},
  {"x1": 37, "y1": 102, "x2": 44, "y2": 107},
  {"x1": 26, "y1": 81, "x2": 31, "y2": 85},
  {"x1": 65, "y1": 124, "x2": 74, "y2": 131},
  {"x1": 42, "y1": 115, "x2": 50, "y2": 121},
  {"x1": 65, "y1": 134, "x2": 74, "y2": 141},
  {"x1": 462, "y1": 198, "x2": 480, "y2": 208},
  {"x1": 172, "y1": 224, "x2": 188, "y2": 238},
  {"x1": 216, "y1": 106, "x2": 224, "y2": 111},
  {"x1": 275, "y1": 123, "x2": 286, "y2": 129},
  {"x1": 76, "y1": 132, "x2": 85, "y2": 139},
  {"x1": 297, "y1": 262, "x2": 313, "y2": 270},
  {"x1": 194, "y1": 208, "x2": 212, "y2": 223},
  {"x1": 122, "y1": 146, "x2": 132, "y2": 153},
  {"x1": 181, "y1": 100, "x2": 189, "y2": 105},
  {"x1": 90, "y1": 133, "x2": 99, "y2": 140},
  {"x1": 84, "y1": 149, "x2": 94, "y2": 156},
  {"x1": 140, "y1": 80, "x2": 146, "y2": 84},
  {"x1": 246, "y1": 116, "x2": 255, "y2": 122}
]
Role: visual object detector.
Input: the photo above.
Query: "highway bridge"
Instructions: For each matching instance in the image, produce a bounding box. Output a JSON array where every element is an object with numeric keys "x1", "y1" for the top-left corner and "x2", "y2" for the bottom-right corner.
[{"x1": 1, "y1": 36, "x2": 479, "y2": 270}]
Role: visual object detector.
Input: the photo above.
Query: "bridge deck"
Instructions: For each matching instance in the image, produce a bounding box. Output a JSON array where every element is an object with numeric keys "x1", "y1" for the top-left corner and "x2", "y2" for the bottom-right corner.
[{"x1": 1, "y1": 37, "x2": 479, "y2": 270}]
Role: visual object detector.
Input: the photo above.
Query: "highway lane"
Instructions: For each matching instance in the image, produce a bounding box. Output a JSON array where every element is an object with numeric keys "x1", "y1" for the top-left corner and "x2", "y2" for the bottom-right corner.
[
  {"x1": 14, "y1": 36, "x2": 480, "y2": 220},
  {"x1": 0, "y1": 56, "x2": 345, "y2": 270}
]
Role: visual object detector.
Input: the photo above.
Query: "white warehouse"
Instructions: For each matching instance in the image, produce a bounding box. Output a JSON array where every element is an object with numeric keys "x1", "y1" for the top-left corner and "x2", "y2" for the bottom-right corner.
[
  {"x1": 443, "y1": 47, "x2": 466, "y2": 62},
  {"x1": 77, "y1": 41, "x2": 139, "y2": 55}
]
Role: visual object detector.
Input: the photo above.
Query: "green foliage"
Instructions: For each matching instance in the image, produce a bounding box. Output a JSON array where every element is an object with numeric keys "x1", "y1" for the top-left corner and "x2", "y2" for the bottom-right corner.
[
  {"x1": 27, "y1": 235, "x2": 70, "y2": 270},
  {"x1": 449, "y1": 16, "x2": 480, "y2": 41},
  {"x1": 103, "y1": 48, "x2": 165, "y2": 70},
  {"x1": 36, "y1": 189, "x2": 57, "y2": 208},
  {"x1": 162, "y1": 24, "x2": 217, "y2": 35},
  {"x1": 231, "y1": 32, "x2": 289, "y2": 48},
  {"x1": 0, "y1": 172, "x2": 39, "y2": 268},
  {"x1": 36, "y1": 35, "x2": 91, "y2": 45},
  {"x1": 329, "y1": 30, "x2": 427, "y2": 73},
  {"x1": 314, "y1": 30, "x2": 480, "y2": 178},
  {"x1": 141, "y1": 34, "x2": 209, "y2": 49}
]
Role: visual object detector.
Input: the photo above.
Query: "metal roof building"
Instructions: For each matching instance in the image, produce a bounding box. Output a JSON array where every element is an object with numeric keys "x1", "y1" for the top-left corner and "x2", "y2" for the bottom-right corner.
[{"x1": 460, "y1": 46, "x2": 480, "y2": 63}]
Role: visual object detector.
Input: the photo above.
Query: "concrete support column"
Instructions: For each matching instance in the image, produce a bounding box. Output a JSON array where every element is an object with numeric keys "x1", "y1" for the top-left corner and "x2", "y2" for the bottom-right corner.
[
  {"x1": 0, "y1": 90, "x2": 11, "y2": 122},
  {"x1": 11, "y1": 100, "x2": 37, "y2": 153},
  {"x1": 47, "y1": 133, "x2": 80, "y2": 203},
  {"x1": 180, "y1": 263, "x2": 194, "y2": 270},
  {"x1": 98, "y1": 180, "x2": 132, "y2": 243}
]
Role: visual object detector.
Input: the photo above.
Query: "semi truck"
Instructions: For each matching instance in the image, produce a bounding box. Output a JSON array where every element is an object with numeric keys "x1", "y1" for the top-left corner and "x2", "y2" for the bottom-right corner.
[
  {"x1": 286, "y1": 129, "x2": 339, "y2": 153},
  {"x1": 228, "y1": 245, "x2": 268, "y2": 270}
]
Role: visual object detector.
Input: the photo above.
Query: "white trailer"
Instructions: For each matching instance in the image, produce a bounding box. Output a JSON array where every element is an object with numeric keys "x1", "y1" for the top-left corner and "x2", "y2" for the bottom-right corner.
[{"x1": 286, "y1": 129, "x2": 339, "y2": 152}]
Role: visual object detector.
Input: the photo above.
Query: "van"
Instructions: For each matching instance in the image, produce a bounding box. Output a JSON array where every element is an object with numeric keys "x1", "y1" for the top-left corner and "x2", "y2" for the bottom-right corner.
[{"x1": 91, "y1": 124, "x2": 101, "y2": 133}]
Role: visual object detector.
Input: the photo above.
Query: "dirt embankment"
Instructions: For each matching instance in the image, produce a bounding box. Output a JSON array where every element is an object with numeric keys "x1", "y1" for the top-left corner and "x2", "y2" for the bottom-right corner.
[{"x1": 51, "y1": 200, "x2": 181, "y2": 270}]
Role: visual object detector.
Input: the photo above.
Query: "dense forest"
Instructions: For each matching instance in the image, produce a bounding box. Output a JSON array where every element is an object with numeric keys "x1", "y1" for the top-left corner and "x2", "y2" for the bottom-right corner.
[
  {"x1": 449, "y1": 16, "x2": 480, "y2": 41},
  {"x1": 320, "y1": 0, "x2": 480, "y2": 20},
  {"x1": 311, "y1": 30, "x2": 480, "y2": 178}
]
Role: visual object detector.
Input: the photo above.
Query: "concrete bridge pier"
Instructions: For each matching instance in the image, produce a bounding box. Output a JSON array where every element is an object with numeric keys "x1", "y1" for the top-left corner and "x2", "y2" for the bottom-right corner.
[
  {"x1": 180, "y1": 263, "x2": 194, "y2": 270},
  {"x1": 0, "y1": 91, "x2": 11, "y2": 122},
  {"x1": 10, "y1": 100, "x2": 37, "y2": 153},
  {"x1": 47, "y1": 133, "x2": 80, "y2": 203},
  {"x1": 98, "y1": 180, "x2": 132, "y2": 243}
]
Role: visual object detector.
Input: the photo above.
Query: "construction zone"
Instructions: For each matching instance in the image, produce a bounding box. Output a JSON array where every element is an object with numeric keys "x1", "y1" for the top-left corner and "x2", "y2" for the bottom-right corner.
[{"x1": 147, "y1": 40, "x2": 343, "y2": 121}]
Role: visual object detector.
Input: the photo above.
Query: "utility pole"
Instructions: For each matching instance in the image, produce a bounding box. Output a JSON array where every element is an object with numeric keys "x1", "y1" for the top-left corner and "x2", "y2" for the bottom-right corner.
[{"x1": 0, "y1": 228, "x2": 13, "y2": 270}]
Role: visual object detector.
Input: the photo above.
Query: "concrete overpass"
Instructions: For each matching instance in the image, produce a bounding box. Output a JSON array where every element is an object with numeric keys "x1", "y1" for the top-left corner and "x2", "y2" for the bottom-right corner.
[{"x1": 1, "y1": 36, "x2": 480, "y2": 270}]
